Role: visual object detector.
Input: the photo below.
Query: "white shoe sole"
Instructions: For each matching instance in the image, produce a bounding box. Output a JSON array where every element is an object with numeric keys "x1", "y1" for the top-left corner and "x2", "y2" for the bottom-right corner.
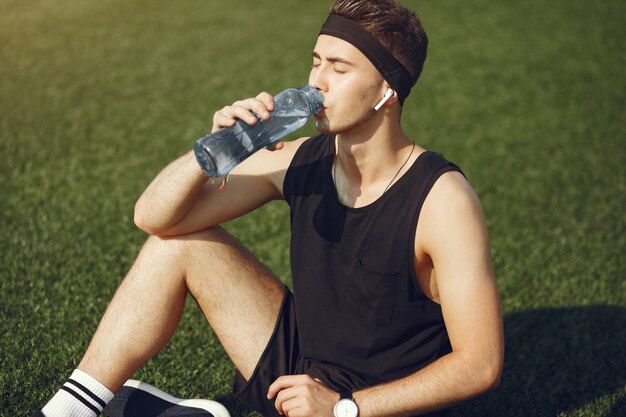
[{"x1": 122, "y1": 379, "x2": 231, "y2": 417}]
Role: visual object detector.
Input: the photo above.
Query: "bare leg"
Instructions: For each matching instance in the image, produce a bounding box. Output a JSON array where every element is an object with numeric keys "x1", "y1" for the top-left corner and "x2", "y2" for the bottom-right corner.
[{"x1": 78, "y1": 226, "x2": 286, "y2": 392}]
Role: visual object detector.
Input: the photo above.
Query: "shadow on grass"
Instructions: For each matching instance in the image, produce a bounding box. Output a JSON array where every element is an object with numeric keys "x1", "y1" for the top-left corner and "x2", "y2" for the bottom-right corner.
[
  {"x1": 448, "y1": 305, "x2": 626, "y2": 417},
  {"x1": 213, "y1": 305, "x2": 626, "y2": 417}
]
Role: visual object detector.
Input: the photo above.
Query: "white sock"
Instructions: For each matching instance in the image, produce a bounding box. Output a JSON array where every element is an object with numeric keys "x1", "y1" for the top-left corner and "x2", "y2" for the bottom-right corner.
[{"x1": 41, "y1": 369, "x2": 114, "y2": 417}]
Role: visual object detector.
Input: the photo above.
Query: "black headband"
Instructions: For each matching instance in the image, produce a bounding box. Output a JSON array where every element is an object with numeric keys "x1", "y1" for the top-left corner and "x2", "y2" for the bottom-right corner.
[{"x1": 319, "y1": 13, "x2": 413, "y2": 104}]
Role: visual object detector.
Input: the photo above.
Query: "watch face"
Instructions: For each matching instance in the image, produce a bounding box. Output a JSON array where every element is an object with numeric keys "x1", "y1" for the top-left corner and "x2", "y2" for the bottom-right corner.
[{"x1": 334, "y1": 399, "x2": 359, "y2": 417}]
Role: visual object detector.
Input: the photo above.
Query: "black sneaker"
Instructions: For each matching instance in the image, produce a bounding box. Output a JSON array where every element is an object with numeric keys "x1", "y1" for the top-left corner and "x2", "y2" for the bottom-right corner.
[{"x1": 103, "y1": 379, "x2": 230, "y2": 417}]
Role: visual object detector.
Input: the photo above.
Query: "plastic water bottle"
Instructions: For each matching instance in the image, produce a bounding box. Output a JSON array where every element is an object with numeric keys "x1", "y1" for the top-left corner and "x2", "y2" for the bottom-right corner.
[{"x1": 194, "y1": 85, "x2": 324, "y2": 178}]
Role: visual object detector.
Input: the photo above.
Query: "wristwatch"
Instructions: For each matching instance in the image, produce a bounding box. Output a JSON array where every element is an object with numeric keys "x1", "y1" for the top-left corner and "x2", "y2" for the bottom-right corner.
[{"x1": 333, "y1": 390, "x2": 359, "y2": 417}]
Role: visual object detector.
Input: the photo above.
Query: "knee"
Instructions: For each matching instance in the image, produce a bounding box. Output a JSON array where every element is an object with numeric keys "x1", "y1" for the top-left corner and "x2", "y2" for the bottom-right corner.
[
  {"x1": 143, "y1": 226, "x2": 230, "y2": 256},
  {"x1": 140, "y1": 232, "x2": 191, "y2": 262}
]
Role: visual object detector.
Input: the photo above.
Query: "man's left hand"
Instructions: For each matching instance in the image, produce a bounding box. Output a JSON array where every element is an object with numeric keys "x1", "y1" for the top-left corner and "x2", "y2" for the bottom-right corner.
[{"x1": 267, "y1": 374, "x2": 339, "y2": 416}]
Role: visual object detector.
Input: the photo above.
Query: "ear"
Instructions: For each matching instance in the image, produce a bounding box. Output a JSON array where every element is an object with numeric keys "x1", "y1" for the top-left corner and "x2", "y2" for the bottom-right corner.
[
  {"x1": 385, "y1": 89, "x2": 399, "y2": 107},
  {"x1": 374, "y1": 88, "x2": 396, "y2": 111}
]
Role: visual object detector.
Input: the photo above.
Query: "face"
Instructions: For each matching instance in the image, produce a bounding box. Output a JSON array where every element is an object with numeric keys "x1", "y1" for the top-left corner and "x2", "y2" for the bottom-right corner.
[{"x1": 309, "y1": 35, "x2": 388, "y2": 134}]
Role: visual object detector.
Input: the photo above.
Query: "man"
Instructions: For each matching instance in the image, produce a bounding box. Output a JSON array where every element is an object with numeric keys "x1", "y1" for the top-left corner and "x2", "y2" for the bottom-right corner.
[{"x1": 34, "y1": 0, "x2": 504, "y2": 416}]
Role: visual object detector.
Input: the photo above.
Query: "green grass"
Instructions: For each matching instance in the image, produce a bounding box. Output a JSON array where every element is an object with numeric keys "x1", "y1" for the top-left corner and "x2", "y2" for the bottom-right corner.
[{"x1": 1, "y1": 0, "x2": 624, "y2": 415}]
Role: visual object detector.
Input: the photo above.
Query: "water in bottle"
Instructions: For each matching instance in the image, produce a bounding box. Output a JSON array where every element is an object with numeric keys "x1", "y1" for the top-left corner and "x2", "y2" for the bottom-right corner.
[{"x1": 194, "y1": 85, "x2": 324, "y2": 178}]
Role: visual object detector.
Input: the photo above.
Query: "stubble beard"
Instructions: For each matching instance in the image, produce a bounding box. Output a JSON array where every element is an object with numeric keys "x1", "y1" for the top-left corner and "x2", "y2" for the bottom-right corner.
[{"x1": 314, "y1": 100, "x2": 378, "y2": 136}]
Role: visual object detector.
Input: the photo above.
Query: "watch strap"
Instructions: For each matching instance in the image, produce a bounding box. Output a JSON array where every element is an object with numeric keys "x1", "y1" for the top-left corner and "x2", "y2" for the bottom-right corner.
[{"x1": 338, "y1": 390, "x2": 353, "y2": 400}]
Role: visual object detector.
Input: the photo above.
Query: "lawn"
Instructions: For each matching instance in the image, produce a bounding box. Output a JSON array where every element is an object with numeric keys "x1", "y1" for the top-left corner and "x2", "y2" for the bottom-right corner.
[{"x1": 1, "y1": 0, "x2": 624, "y2": 416}]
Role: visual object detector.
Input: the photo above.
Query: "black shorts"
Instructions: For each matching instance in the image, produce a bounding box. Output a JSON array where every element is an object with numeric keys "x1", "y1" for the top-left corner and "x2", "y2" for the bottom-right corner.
[{"x1": 232, "y1": 290, "x2": 448, "y2": 417}]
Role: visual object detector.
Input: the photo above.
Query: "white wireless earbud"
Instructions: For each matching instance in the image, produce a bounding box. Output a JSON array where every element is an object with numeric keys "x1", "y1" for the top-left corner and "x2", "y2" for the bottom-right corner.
[{"x1": 374, "y1": 88, "x2": 394, "y2": 111}]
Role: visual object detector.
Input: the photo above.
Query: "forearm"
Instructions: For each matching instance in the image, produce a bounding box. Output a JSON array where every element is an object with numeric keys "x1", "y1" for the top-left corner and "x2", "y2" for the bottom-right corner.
[
  {"x1": 355, "y1": 351, "x2": 501, "y2": 417},
  {"x1": 134, "y1": 150, "x2": 209, "y2": 234}
]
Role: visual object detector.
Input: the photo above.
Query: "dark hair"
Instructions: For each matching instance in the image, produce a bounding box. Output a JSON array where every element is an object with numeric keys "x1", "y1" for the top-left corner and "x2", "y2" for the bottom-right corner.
[{"x1": 330, "y1": 0, "x2": 429, "y2": 84}]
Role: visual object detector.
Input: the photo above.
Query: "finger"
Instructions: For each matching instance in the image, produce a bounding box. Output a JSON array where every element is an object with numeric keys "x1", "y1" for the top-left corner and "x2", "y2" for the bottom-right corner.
[
  {"x1": 211, "y1": 106, "x2": 258, "y2": 133},
  {"x1": 248, "y1": 97, "x2": 273, "y2": 121},
  {"x1": 212, "y1": 109, "x2": 238, "y2": 132},
  {"x1": 267, "y1": 376, "x2": 289, "y2": 400},
  {"x1": 224, "y1": 104, "x2": 261, "y2": 125},
  {"x1": 267, "y1": 375, "x2": 303, "y2": 399},
  {"x1": 233, "y1": 97, "x2": 272, "y2": 121},
  {"x1": 280, "y1": 397, "x2": 303, "y2": 417},
  {"x1": 266, "y1": 141, "x2": 284, "y2": 151},
  {"x1": 256, "y1": 91, "x2": 275, "y2": 112},
  {"x1": 211, "y1": 92, "x2": 276, "y2": 133},
  {"x1": 274, "y1": 386, "x2": 299, "y2": 415},
  {"x1": 211, "y1": 105, "x2": 249, "y2": 132}
]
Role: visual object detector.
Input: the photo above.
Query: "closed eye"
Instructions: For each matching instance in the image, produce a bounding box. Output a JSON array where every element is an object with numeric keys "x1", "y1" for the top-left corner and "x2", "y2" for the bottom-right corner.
[{"x1": 312, "y1": 51, "x2": 354, "y2": 73}]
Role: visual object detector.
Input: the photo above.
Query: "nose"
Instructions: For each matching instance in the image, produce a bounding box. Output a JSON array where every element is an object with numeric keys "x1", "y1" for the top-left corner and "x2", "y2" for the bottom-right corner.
[{"x1": 308, "y1": 66, "x2": 328, "y2": 94}]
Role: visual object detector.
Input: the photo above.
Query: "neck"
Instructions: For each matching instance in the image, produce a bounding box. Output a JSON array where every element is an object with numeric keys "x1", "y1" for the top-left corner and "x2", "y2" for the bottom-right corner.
[
  {"x1": 332, "y1": 110, "x2": 422, "y2": 207},
  {"x1": 335, "y1": 111, "x2": 413, "y2": 184}
]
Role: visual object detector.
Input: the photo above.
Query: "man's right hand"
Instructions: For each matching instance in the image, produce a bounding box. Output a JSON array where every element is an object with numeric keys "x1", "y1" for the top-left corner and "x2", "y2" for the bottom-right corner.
[
  {"x1": 211, "y1": 91, "x2": 285, "y2": 151},
  {"x1": 211, "y1": 92, "x2": 285, "y2": 151}
]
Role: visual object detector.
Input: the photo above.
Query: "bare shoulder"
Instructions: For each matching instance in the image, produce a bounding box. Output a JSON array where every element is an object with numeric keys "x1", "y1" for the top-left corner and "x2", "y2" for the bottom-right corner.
[
  {"x1": 425, "y1": 171, "x2": 480, "y2": 215},
  {"x1": 417, "y1": 170, "x2": 488, "y2": 254},
  {"x1": 272, "y1": 136, "x2": 310, "y2": 166}
]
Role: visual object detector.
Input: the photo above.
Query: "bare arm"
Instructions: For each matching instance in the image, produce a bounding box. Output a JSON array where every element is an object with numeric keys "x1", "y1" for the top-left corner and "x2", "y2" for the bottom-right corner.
[
  {"x1": 134, "y1": 92, "x2": 303, "y2": 236},
  {"x1": 352, "y1": 171, "x2": 504, "y2": 416}
]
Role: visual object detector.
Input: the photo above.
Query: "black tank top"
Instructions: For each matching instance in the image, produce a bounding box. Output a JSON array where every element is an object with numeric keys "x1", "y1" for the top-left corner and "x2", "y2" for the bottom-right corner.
[{"x1": 283, "y1": 134, "x2": 463, "y2": 386}]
